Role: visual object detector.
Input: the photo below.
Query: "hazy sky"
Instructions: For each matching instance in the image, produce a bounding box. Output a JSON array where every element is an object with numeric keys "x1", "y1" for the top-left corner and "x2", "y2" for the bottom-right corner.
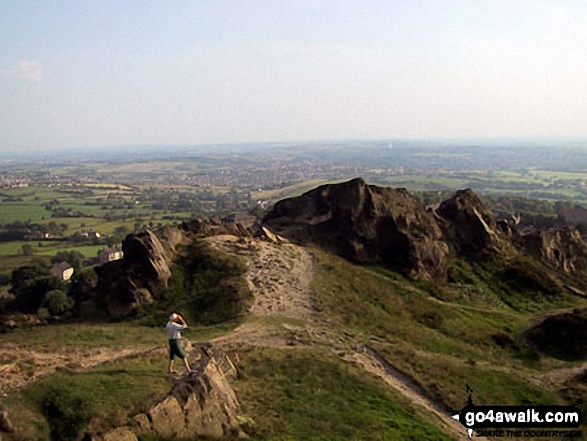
[{"x1": 1, "y1": 0, "x2": 587, "y2": 151}]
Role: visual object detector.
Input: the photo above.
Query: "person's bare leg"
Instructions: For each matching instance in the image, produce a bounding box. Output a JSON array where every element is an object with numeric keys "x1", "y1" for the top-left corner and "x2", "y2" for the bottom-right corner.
[
  {"x1": 168, "y1": 359, "x2": 176, "y2": 374},
  {"x1": 182, "y1": 357, "x2": 192, "y2": 373}
]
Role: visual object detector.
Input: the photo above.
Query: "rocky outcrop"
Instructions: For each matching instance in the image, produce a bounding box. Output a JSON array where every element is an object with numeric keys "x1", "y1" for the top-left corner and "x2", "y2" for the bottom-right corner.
[
  {"x1": 523, "y1": 308, "x2": 587, "y2": 361},
  {"x1": 95, "y1": 227, "x2": 187, "y2": 319},
  {"x1": 523, "y1": 227, "x2": 587, "y2": 274},
  {"x1": 0, "y1": 409, "x2": 14, "y2": 433},
  {"x1": 0, "y1": 314, "x2": 45, "y2": 330},
  {"x1": 97, "y1": 345, "x2": 244, "y2": 440},
  {"x1": 435, "y1": 189, "x2": 513, "y2": 256},
  {"x1": 263, "y1": 178, "x2": 450, "y2": 280},
  {"x1": 182, "y1": 218, "x2": 252, "y2": 239},
  {"x1": 95, "y1": 221, "x2": 251, "y2": 319}
]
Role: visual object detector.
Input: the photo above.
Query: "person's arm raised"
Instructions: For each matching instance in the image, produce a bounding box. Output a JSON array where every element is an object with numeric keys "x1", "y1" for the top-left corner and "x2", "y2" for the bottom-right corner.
[{"x1": 177, "y1": 314, "x2": 188, "y2": 328}]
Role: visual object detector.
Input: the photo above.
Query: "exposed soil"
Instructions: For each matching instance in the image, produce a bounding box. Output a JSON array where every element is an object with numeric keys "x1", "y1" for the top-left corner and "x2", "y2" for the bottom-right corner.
[{"x1": 0, "y1": 345, "x2": 162, "y2": 396}]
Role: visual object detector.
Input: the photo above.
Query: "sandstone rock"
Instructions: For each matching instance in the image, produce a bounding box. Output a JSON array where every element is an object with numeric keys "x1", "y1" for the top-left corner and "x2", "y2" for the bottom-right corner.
[
  {"x1": 95, "y1": 227, "x2": 184, "y2": 319},
  {"x1": 523, "y1": 227, "x2": 587, "y2": 274},
  {"x1": 99, "y1": 346, "x2": 243, "y2": 440},
  {"x1": 263, "y1": 178, "x2": 450, "y2": 280},
  {"x1": 192, "y1": 343, "x2": 238, "y2": 380},
  {"x1": 0, "y1": 410, "x2": 13, "y2": 433},
  {"x1": 122, "y1": 230, "x2": 173, "y2": 291},
  {"x1": 257, "y1": 226, "x2": 282, "y2": 243},
  {"x1": 148, "y1": 395, "x2": 184, "y2": 435},
  {"x1": 523, "y1": 308, "x2": 587, "y2": 361},
  {"x1": 95, "y1": 260, "x2": 141, "y2": 320},
  {"x1": 130, "y1": 414, "x2": 151, "y2": 433},
  {"x1": 435, "y1": 189, "x2": 513, "y2": 256}
]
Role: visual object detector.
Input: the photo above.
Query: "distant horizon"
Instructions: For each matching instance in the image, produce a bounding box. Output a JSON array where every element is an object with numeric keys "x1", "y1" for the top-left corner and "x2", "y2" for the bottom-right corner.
[{"x1": 2, "y1": 135, "x2": 587, "y2": 156}]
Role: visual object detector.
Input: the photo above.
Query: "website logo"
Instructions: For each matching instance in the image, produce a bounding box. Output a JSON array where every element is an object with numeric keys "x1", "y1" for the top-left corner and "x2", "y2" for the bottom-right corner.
[{"x1": 451, "y1": 386, "x2": 584, "y2": 438}]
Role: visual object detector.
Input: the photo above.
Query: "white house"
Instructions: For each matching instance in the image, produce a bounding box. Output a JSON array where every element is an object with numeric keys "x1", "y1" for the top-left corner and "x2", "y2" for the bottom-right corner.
[
  {"x1": 98, "y1": 247, "x2": 124, "y2": 264},
  {"x1": 50, "y1": 262, "x2": 74, "y2": 281}
]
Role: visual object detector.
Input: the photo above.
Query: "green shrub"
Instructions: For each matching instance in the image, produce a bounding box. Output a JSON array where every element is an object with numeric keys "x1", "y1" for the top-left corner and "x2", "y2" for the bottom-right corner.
[
  {"x1": 44, "y1": 289, "x2": 74, "y2": 316},
  {"x1": 157, "y1": 241, "x2": 252, "y2": 325},
  {"x1": 37, "y1": 307, "x2": 51, "y2": 320}
]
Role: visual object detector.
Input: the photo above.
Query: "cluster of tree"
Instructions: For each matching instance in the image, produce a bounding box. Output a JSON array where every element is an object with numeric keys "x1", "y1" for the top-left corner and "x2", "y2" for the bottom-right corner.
[
  {"x1": 2, "y1": 255, "x2": 97, "y2": 318},
  {"x1": 1, "y1": 196, "x2": 24, "y2": 202},
  {"x1": 43, "y1": 199, "x2": 94, "y2": 218},
  {"x1": 0, "y1": 220, "x2": 69, "y2": 241},
  {"x1": 8, "y1": 261, "x2": 69, "y2": 314}
]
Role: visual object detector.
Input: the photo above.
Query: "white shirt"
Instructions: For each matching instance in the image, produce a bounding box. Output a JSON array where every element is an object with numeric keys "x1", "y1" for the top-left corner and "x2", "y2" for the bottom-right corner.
[{"x1": 166, "y1": 321, "x2": 185, "y2": 339}]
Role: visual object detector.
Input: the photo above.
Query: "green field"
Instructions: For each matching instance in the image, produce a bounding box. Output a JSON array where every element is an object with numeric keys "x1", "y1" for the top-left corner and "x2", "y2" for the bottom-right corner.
[
  {"x1": 0, "y1": 183, "x2": 208, "y2": 279},
  {"x1": 0, "y1": 201, "x2": 51, "y2": 223}
]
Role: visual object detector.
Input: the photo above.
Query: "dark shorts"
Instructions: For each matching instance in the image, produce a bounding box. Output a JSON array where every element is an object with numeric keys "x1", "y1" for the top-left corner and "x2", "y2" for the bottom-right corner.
[{"x1": 168, "y1": 339, "x2": 185, "y2": 360}]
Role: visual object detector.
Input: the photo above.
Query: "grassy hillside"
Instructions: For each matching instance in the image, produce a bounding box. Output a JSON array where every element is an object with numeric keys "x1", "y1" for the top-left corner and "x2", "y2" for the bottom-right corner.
[
  {"x1": 2, "y1": 243, "x2": 587, "y2": 440},
  {"x1": 310, "y1": 249, "x2": 586, "y2": 413},
  {"x1": 232, "y1": 347, "x2": 453, "y2": 441},
  {"x1": 0, "y1": 322, "x2": 236, "y2": 441}
]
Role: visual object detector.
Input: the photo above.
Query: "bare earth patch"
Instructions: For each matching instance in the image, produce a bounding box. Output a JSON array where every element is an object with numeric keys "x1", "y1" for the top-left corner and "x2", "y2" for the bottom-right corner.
[{"x1": 0, "y1": 345, "x2": 161, "y2": 396}]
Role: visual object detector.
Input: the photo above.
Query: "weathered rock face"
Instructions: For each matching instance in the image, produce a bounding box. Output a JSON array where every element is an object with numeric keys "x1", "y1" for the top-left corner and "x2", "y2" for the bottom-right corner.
[
  {"x1": 122, "y1": 230, "x2": 174, "y2": 292},
  {"x1": 97, "y1": 345, "x2": 244, "y2": 440},
  {"x1": 95, "y1": 229, "x2": 175, "y2": 320},
  {"x1": 182, "y1": 218, "x2": 252, "y2": 239},
  {"x1": 263, "y1": 178, "x2": 450, "y2": 280},
  {"x1": 0, "y1": 409, "x2": 14, "y2": 433},
  {"x1": 95, "y1": 221, "x2": 251, "y2": 319},
  {"x1": 435, "y1": 189, "x2": 513, "y2": 256},
  {"x1": 523, "y1": 227, "x2": 587, "y2": 274}
]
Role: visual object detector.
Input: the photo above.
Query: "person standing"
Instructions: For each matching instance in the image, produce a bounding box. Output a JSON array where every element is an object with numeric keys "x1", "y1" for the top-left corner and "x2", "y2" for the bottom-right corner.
[{"x1": 166, "y1": 313, "x2": 193, "y2": 375}]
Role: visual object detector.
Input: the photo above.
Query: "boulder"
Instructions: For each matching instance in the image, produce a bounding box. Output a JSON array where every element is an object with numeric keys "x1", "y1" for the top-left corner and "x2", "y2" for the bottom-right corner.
[
  {"x1": 263, "y1": 178, "x2": 450, "y2": 280},
  {"x1": 122, "y1": 230, "x2": 173, "y2": 291},
  {"x1": 435, "y1": 189, "x2": 513, "y2": 256},
  {"x1": 94, "y1": 346, "x2": 244, "y2": 440},
  {"x1": 523, "y1": 227, "x2": 587, "y2": 274},
  {"x1": 523, "y1": 308, "x2": 587, "y2": 361},
  {"x1": 95, "y1": 229, "x2": 176, "y2": 319}
]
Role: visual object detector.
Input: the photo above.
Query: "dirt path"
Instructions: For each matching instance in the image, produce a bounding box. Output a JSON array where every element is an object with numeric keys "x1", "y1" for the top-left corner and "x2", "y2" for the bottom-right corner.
[
  {"x1": 205, "y1": 235, "x2": 316, "y2": 319},
  {"x1": 0, "y1": 345, "x2": 162, "y2": 396},
  {"x1": 344, "y1": 345, "x2": 488, "y2": 440},
  {"x1": 207, "y1": 236, "x2": 479, "y2": 440},
  {"x1": 533, "y1": 361, "x2": 587, "y2": 389}
]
